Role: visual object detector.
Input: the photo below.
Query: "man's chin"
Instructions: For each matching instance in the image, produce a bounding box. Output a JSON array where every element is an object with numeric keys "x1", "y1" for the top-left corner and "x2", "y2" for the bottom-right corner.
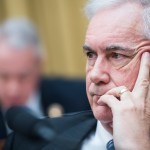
[
  {"x1": 3, "y1": 99, "x2": 25, "y2": 108},
  {"x1": 92, "y1": 105, "x2": 113, "y2": 123},
  {"x1": 101, "y1": 122, "x2": 113, "y2": 135},
  {"x1": 93, "y1": 105, "x2": 113, "y2": 134}
]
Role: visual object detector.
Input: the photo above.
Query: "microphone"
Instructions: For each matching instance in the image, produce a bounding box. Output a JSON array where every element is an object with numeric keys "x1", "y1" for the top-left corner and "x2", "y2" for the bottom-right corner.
[{"x1": 5, "y1": 106, "x2": 56, "y2": 141}]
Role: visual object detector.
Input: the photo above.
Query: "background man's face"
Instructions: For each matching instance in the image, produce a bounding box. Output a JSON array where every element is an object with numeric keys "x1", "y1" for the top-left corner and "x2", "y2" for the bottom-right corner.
[
  {"x1": 84, "y1": 3, "x2": 150, "y2": 125},
  {"x1": 0, "y1": 43, "x2": 41, "y2": 108}
]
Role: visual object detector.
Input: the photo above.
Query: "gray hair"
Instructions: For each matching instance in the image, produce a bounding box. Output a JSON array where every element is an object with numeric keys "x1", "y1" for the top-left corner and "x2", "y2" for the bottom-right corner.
[
  {"x1": 0, "y1": 18, "x2": 43, "y2": 58},
  {"x1": 85, "y1": 0, "x2": 150, "y2": 39}
]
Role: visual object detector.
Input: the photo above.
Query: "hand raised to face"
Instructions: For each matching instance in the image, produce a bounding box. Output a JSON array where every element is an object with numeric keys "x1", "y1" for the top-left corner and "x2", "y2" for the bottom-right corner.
[{"x1": 99, "y1": 52, "x2": 150, "y2": 150}]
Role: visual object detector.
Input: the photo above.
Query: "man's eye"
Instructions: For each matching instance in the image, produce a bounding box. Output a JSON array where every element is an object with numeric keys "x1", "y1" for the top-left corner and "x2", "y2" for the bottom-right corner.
[
  {"x1": 0, "y1": 74, "x2": 9, "y2": 81},
  {"x1": 111, "y1": 52, "x2": 125, "y2": 59},
  {"x1": 108, "y1": 52, "x2": 132, "y2": 68},
  {"x1": 86, "y1": 52, "x2": 97, "y2": 59},
  {"x1": 19, "y1": 74, "x2": 28, "y2": 80}
]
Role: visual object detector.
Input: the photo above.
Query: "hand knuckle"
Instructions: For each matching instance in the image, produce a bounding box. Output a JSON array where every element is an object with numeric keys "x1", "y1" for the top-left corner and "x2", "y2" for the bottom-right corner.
[
  {"x1": 120, "y1": 86, "x2": 126, "y2": 89},
  {"x1": 140, "y1": 79, "x2": 149, "y2": 88}
]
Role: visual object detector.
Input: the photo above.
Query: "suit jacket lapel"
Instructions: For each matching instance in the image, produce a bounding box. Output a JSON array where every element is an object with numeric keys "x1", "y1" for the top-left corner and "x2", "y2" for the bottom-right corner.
[{"x1": 0, "y1": 109, "x2": 7, "y2": 139}]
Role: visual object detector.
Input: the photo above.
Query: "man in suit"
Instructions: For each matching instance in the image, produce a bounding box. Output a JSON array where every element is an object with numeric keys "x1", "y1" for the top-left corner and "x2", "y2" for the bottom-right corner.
[
  {"x1": 0, "y1": 18, "x2": 90, "y2": 147},
  {"x1": 4, "y1": 0, "x2": 150, "y2": 150}
]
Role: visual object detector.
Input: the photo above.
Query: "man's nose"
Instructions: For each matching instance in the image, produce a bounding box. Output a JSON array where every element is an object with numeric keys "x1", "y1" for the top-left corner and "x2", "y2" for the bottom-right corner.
[
  {"x1": 7, "y1": 80, "x2": 20, "y2": 95},
  {"x1": 90, "y1": 57, "x2": 110, "y2": 84}
]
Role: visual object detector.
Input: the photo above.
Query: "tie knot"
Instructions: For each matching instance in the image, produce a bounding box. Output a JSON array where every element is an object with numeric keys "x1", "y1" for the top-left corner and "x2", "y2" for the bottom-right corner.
[{"x1": 106, "y1": 139, "x2": 115, "y2": 150}]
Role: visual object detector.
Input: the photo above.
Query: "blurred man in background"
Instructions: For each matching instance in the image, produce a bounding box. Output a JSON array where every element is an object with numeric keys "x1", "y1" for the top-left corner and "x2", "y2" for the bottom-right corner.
[
  {"x1": 0, "y1": 19, "x2": 43, "y2": 112},
  {"x1": 0, "y1": 19, "x2": 43, "y2": 138},
  {"x1": 0, "y1": 19, "x2": 46, "y2": 150},
  {"x1": 0, "y1": 19, "x2": 90, "y2": 149}
]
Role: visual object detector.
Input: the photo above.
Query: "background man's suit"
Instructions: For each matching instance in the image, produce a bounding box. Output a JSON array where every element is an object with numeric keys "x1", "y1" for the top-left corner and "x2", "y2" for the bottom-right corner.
[
  {"x1": 4, "y1": 111, "x2": 96, "y2": 150},
  {"x1": 0, "y1": 110, "x2": 6, "y2": 139}
]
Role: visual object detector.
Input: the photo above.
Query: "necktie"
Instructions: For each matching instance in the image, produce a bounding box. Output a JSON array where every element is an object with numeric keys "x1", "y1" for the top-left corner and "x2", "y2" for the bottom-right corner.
[{"x1": 106, "y1": 139, "x2": 115, "y2": 150}]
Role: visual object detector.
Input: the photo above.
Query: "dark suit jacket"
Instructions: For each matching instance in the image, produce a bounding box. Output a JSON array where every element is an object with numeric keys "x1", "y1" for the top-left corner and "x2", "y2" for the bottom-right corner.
[
  {"x1": 4, "y1": 111, "x2": 96, "y2": 150},
  {"x1": 0, "y1": 110, "x2": 6, "y2": 139}
]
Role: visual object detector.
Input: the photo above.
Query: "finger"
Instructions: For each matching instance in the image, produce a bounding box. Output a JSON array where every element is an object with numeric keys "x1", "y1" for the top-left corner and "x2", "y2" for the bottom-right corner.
[
  {"x1": 133, "y1": 52, "x2": 150, "y2": 97},
  {"x1": 105, "y1": 86, "x2": 131, "y2": 101},
  {"x1": 105, "y1": 86, "x2": 126, "y2": 98},
  {"x1": 98, "y1": 95, "x2": 119, "y2": 111},
  {"x1": 146, "y1": 81, "x2": 150, "y2": 102}
]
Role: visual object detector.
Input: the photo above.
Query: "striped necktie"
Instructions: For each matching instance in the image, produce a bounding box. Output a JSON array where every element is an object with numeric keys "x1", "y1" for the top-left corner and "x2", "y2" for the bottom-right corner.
[{"x1": 106, "y1": 139, "x2": 115, "y2": 150}]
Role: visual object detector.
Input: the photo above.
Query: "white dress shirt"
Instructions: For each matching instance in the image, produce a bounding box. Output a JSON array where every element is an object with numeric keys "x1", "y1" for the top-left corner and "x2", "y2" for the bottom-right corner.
[
  {"x1": 25, "y1": 92, "x2": 44, "y2": 118},
  {"x1": 81, "y1": 121, "x2": 113, "y2": 150}
]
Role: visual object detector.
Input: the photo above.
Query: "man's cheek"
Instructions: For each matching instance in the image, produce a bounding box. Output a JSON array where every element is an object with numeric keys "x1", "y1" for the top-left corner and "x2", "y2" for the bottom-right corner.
[
  {"x1": 123, "y1": 67, "x2": 139, "y2": 90},
  {"x1": 86, "y1": 75, "x2": 93, "y2": 106},
  {"x1": 86, "y1": 80, "x2": 90, "y2": 98},
  {"x1": 120, "y1": 49, "x2": 150, "y2": 89},
  {"x1": 111, "y1": 57, "x2": 140, "y2": 90}
]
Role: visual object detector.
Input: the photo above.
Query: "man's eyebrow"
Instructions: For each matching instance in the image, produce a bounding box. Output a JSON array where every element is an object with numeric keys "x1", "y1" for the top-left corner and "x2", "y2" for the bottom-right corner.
[
  {"x1": 83, "y1": 45, "x2": 95, "y2": 52},
  {"x1": 83, "y1": 44, "x2": 133, "y2": 54},
  {"x1": 106, "y1": 45, "x2": 132, "y2": 51}
]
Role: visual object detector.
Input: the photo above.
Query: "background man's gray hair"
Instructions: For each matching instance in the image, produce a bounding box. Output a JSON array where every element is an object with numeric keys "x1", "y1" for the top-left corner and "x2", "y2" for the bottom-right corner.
[
  {"x1": 0, "y1": 18, "x2": 43, "y2": 58},
  {"x1": 85, "y1": 0, "x2": 150, "y2": 39}
]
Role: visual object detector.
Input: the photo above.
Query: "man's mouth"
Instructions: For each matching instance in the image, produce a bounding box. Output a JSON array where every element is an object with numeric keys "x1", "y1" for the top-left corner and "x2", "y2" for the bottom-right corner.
[
  {"x1": 93, "y1": 95, "x2": 107, "y2": 106},
  {"x1": 109, "y1": 122, "x2": 113, "y2": 128}
]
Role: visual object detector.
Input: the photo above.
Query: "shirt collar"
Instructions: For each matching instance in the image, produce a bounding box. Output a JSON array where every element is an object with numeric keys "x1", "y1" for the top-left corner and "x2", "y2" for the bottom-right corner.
[
  {"x1": 25, "y1": 91, "x2": 44, "y2": 118},
  {"x1": 95, "y1": 121, "x2": 113, "y2": 146}
]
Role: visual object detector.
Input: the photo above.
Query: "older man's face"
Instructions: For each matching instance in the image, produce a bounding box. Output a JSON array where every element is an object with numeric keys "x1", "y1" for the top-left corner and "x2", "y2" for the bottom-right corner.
[
  {"x1": 0, "y1": 43, "x2": 41, "y2": 108},
  {"x1": 84, "y1": 3, "x2": 150, "y2": 125}
]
